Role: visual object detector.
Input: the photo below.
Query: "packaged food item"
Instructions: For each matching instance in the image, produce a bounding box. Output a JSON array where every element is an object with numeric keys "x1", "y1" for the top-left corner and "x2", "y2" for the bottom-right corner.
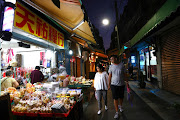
[{"x1": 7, "y1": 87, "x2": 17, "y2": 93}]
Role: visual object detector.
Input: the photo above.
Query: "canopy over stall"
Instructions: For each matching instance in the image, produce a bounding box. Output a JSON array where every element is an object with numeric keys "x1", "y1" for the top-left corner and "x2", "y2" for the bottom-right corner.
[{"x1": 23, "y1": 0, "x2": 96, "y2": 45}]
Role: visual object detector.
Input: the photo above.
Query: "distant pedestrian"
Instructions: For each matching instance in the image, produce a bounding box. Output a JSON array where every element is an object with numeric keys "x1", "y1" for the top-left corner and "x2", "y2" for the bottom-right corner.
[
  {"x1": 94, "y1": 64, "x2": 109, "y2": 115},
  {"x1": 128, "y1": 63, "x2": 133, "y2": 78},
  {"x1": 108, "y1": 55, "x2": 128, "y2": 119},
  {"x1": 104, "y1": 62, "x2": 109, "y2": 74}
]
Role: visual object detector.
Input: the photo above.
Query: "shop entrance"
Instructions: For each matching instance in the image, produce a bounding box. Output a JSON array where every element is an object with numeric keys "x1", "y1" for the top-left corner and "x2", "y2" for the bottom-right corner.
[{"x1": 1, "y1": 38, "x2": 56, "y2": 83}]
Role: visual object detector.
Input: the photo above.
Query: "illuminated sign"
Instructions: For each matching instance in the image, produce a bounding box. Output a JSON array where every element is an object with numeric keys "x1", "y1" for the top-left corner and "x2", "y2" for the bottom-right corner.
[
  {"x1": 124, "y1": 46, "x2": 128, "y2": 50},
  {"x1": 14, "y1": 2, "x2": 64, "y2": 48},
  {"x1": 2, "y1": 7, "x2": 15, "y2": 32},
  {"x1": 131, "y1": 56, "x2": 135, "y2": 63},
  {"x1": 5, "y1": 0, "x2": 16, "y2": 4}
]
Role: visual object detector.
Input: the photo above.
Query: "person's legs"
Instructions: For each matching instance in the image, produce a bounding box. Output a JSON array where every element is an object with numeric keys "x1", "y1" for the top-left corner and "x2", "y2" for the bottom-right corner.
[
  {"x1": 96, "y1": 90, "x2": 102, "y2": 110},
  {"x1": 119, "y1": 85, "x2": 125, "y2": 112},
  {"x1": 111, "y1": 85, "x2": 120, "y2": 118},
  {"x1": 102, "y1": 90, "x2": 108, "y2": 110},
  {"x1": 119, "y1": 98, "x2": 123, "y2": 107},
  {"x1": 102, "y1": 90, "x2": 107, "y2": 106},
  {"x1": 114, "y1": 99, "x2": 119, "y2": 112}
]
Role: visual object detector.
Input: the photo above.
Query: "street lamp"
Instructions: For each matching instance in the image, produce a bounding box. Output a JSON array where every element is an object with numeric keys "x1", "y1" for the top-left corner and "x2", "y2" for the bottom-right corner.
[{"x1": 102, "y1": 19, "x2": 109, "y2": 26}]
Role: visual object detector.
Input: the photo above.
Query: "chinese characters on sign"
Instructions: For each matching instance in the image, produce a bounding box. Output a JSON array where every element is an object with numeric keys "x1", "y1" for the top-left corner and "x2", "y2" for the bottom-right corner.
[{"x1": 14, "y1": 2, "x2": 64, "y2": 48}]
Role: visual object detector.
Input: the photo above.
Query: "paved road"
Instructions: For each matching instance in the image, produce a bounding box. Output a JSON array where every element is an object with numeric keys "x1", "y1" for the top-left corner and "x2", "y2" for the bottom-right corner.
[{"x1": 82, "y1": 89, "x2": 163, "y2": 120}]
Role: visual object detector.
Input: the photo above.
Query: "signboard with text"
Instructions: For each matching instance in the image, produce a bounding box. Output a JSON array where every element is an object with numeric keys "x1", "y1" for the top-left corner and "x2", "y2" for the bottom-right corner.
[{"x1": 14, "y1": 2, "x2": 64, "y2": 48}]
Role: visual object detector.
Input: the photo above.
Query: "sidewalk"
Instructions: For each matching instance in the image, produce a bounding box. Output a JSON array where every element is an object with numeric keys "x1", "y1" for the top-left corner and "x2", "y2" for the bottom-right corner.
[{"x1": 129, "y1": 80, "x2": 180, "y2": 120}]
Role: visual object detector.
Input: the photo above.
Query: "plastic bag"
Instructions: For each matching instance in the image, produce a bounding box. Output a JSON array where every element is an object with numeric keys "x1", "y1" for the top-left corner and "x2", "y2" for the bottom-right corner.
[{"x1": 127, "y1": 84, "x2": 133, "y2": 106}]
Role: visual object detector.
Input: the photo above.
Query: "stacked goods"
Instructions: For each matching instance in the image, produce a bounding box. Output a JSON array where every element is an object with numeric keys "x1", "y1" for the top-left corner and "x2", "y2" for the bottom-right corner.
[
  {"x1": 12, "y1": 91, "x2": 52, "y2": 113},
  {"x1": 69, "y1": 76, "x2": 93, "y2": 86},
  {"x1": 1, "y1": 83, "x2": 81, "y2": 117}
]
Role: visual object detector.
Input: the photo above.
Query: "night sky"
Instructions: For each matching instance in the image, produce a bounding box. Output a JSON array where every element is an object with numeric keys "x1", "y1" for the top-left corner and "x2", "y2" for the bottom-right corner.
[{"x1": 82, "y1": 0, "x2": 128, "y2": 50}]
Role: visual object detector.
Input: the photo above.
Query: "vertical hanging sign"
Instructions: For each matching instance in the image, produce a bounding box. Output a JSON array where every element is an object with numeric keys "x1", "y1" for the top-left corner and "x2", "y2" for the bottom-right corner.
[{"x1": 2, "y1": 7, "x2": 15, "y2": 32}]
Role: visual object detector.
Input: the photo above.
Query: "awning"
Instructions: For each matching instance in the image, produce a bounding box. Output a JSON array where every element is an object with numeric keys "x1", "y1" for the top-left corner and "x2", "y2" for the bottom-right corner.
[
  {"x1": 119, "y1": 0, "x2": 180, "y2": 55},
  {"x1": 23, "y1": 0, "x2": 96, "y2": 45},
  {"x1": 90, "y1": 49, "x2": 108, "y2": 58},
  {"x1": 95, "y1": 52, "x2": 108, "y2": 58}
]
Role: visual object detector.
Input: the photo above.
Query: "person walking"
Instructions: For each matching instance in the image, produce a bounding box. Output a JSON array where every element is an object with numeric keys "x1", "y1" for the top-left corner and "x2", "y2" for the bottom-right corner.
[
  {"x1": 30, "y1": 66, "x2": 44, "y2": 84},
  {"x1": 108, "y1": 55, "x2": 128, "y2": 119},
  {"x1": 94, "y1": 64, "x2": 109, "y2": 115}
]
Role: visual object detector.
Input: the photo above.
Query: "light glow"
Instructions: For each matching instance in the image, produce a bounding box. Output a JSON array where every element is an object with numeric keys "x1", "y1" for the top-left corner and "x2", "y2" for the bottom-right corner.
[
  {"x1": 69, "y1": 50, "x2": 73, "y2": 55},
  {"x1": 102, "y1": 19, "x2": 109, "y2": 25}
]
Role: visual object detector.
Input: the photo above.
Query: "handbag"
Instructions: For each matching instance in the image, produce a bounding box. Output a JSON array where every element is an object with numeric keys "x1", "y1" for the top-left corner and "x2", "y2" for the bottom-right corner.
[{"x1": 126, "y1": 83, "x2": 133, "y2": 106}]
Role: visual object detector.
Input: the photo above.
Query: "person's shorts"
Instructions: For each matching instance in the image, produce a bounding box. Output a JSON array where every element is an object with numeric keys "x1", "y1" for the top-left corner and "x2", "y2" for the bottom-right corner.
[{"x1": 111, "y1": 85, "x2": 125, "y2": 100}]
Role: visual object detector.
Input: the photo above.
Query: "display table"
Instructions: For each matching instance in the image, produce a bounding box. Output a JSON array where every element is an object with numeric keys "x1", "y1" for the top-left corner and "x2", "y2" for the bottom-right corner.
[
  {"x1": 12, "y1": 99, "x2": 83, "y2": 120},
  {"x1": 1, "y1": 82, "x2": 84, "y2": 120}
]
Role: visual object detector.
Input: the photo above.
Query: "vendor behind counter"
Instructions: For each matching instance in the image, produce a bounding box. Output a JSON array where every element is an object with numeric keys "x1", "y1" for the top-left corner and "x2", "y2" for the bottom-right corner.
[
  {"x1": 30, "y1": 66, "x2": 44, "y2": 84},
  {"x1": 48, "y1": 66, "x2": 67, "y2": 82}
]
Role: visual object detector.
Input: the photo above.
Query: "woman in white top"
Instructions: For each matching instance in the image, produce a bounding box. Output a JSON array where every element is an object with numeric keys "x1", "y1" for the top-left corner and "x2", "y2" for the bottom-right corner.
[{"x1": 94, "y1": 64, "x2": 109, "y2": 115}]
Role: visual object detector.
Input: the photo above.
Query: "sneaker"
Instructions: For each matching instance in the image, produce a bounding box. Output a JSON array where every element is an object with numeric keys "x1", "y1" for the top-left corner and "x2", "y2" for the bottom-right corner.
[
  {"x1": 114, "y1": 112, "x2": 119, "y2": 119},
  {"x1": 119, "y1": 107, "x2": 123, "y2": 112},
  {"x1": 105, "y1": 105, "x2": 108, "y2": 110},
  {"x1": 118, "y1": 105, "x2": 123, "y2": 112},
  {"x1": 97, "y1": 110, "x2": 101, "y2": 115}
]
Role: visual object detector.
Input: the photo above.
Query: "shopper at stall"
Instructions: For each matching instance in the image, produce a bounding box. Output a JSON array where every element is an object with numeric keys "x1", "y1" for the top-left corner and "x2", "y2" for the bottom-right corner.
[
  {"x1": 94, "y1": 64, "x2": 109, "y2": 115},
  {"x1": 108, "y1": 55, "x2": 128, "y2": 119},
  {"x1": 1, "y1": 70, "x2": 19, "y2": 91},
  {"x1": 3, "y1": 66, "x2": 14, "y2": 78},
  {"x1": 30, "y1": 66, "x2": 44, "y2": 84}
]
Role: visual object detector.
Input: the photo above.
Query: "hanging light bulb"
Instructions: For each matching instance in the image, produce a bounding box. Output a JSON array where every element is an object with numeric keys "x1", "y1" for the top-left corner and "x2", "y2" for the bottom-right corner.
[{"x1": 69, "y1": 50, "x2": 73, "y2": 55}]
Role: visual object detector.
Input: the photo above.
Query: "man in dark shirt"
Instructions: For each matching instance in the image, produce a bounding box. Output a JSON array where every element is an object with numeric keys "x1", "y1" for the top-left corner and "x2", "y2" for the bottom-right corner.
[{"x1": 30, "y1": 66, "x2": 44, "y2": 84}]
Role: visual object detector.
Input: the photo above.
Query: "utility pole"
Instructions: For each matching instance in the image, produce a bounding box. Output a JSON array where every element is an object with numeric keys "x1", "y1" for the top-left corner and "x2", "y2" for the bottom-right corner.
[{"x1": 115, "y1": 0, "x2": 121, "y2": 51}]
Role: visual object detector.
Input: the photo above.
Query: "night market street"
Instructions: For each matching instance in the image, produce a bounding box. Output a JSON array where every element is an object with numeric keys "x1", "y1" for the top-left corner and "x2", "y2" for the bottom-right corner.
[
  {"x1": 82, "y1": 80, "x2": 180, "y2": 120},
  {"x1": 82, "y1": 85, "x2": 161, "y2": 120},
  {"x1": 1, "y1": 0, "x2": 180, "y2": 120}
]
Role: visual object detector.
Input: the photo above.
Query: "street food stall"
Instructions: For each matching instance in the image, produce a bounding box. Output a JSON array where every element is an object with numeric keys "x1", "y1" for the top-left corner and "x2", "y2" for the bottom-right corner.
[{"x1": 1, "y1": 82, "x2": 83, "y2": 120}]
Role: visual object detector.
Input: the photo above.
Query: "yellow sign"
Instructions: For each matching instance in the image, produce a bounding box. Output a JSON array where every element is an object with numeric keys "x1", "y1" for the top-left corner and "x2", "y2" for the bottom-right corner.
[{"x1": 14, "y1": 2, "x2": 64, "y2": 48}]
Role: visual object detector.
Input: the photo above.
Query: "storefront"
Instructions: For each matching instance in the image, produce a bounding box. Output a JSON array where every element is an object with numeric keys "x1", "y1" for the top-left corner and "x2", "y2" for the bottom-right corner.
[
  {"x1": 1, "y1": 1, "x2": 68, "y2": 80},
  {"x1": 1, "y1": 38, "x2": 57, "y2": 76},
  {"x1": 139, "y1": 46, "x2": 157, "y2": 82}
]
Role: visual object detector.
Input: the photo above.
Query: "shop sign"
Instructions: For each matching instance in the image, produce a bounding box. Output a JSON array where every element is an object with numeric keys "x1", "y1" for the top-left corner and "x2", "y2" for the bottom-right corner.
[
  {"x1": 14, "y1": 2, "x2": 64, "y2": 48},
  {"x1": 2, "y1": 6, "x2": 15, "y2": 32}
]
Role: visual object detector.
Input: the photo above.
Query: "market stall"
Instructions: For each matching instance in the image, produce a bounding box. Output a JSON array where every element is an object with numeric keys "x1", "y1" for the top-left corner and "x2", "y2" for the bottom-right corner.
[{"x1": 1, "y1": 82, "x2": 83, "y2": 120}]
